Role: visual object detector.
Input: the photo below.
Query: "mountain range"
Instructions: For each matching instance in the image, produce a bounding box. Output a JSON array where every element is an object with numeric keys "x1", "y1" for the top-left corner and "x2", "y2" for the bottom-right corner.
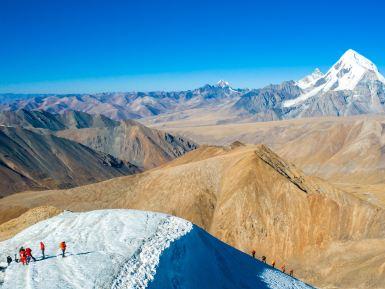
[
  {"x1": 0, "y1": 110, "x2": 197, "y2": 196},
  {"x1": 0, "y1": 82, "x2": 244, "y2": 121},
  {"x1": 1, "y1": 50, "x2": 384, "y2": 124}
]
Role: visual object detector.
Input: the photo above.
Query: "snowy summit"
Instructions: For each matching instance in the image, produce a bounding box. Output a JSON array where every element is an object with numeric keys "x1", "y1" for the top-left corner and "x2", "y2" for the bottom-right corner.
[
  {"x1": 216, "y1": 80, "x2": 231, "y2": 88},
  {"x1": 284, "y1": 49, "x2": 385, "y2": 107},
  {"x1": 0, "y1": 209, "x2": 315, "y2": 289}
]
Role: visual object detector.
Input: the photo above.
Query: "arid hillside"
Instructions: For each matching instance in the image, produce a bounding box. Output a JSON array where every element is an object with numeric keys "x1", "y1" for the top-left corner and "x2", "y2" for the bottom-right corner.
[
  {"x1": 0, "y1": 109, "x2": 119, "y2": 130},
  {"x1": 0, "y1": 206, "x2": 62, "y2": 241},
  {"x1": 0, "y1": 126, "x2": 139, "y2": 197},
  {"x1": 1, "y1": 144, "x2": 384, "y2": 289},
  {"x1": 148, "y1": 115, "x2": 385, "y2": 206},
  {"x1": 0, "y1": 109, "x2": 198, "y2": 171},
  {"x1": 57, "y1": 119, "x2": 197, "y2": 170}
]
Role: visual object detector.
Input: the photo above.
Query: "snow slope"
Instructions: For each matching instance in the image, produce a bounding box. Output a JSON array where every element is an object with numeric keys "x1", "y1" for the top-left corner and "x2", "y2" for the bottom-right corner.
[
  {"x1": 0, "y1": 210, "x2": 315, "y2": 289},
  {"x1": 296, "y1": 68, "x2": 324, "y2": 90}
]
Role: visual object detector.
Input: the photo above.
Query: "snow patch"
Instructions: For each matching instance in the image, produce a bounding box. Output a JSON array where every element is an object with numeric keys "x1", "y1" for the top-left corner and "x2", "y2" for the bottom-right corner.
[{"x1": 261, "y1": 268, "x2": 314, "y2": 289}]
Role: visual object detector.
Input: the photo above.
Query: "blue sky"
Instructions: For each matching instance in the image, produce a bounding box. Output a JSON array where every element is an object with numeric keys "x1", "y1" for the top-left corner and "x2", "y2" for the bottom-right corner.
[{"x1": 1, "y1": 0, "x2": 384, "y2": 93}]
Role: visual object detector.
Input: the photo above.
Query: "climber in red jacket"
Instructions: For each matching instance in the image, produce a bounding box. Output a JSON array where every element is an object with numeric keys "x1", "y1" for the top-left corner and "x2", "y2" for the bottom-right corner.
[
  {"x1": 25, "y1": 247, "x2": 36, "y2": 264},
  {"x1": 40, "y1": 242, "x2": 45, "y2": 259}
]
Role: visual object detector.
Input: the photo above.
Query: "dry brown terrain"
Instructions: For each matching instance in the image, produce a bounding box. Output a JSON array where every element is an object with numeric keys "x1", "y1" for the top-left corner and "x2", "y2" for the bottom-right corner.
[
  {"x1": 1, "y1": 144, "x2": 384, "y2": 289},
  {"x1": 146, "y1": 115, "x2": 385, "y2": 207},
  {"x1": 57, "y1": 119, "x2": 197, "y2": 170},
  {"x1": 0, "y1": 126, "x2": 139, "y2": 197},
  {"x1": 0, "y1": 109, "x2": 198, "y2": 173},
  {"x1": 0, "y1": 206, "x2": 62, "y2": 241}
]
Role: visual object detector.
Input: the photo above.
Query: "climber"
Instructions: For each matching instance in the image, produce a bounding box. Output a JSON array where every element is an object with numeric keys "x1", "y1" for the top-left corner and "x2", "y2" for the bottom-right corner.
[
  {"x1": 281, "y1": 264, "x2": 286, "y2": 273},
  {"x1": 289, "y1": 269, "x2": 294, "y2": 277},
  {"x1": 6, "y1": 256, "x2": 12, "y2": 266},
  {"x1": 25, "y1": 247, "x2": 36, "y2": 264},
  {"x1": 252, "y1": 250, "x2": 256, "y2": 258},
  {"x1": 40, "y1": 241, "x2": 45, "y2": 259},
  {"x1": 261, "y1": 255, "x2": 267, "y2": 263},
  {"x1": 19, "y1": 247, "x2": 25, "y2": 258},
  {"x1": 20, "y1": 255, "x2": 27, "y2": 265},
  {"x1": 271, "y1": 260, "x2": 276, "y2": 268},
  {"x1": 60, "y1": 241, "x2": 67, "y2": 257},
  {"x1": 19, "y1": 248, "x2": 26, "y2": 265}
]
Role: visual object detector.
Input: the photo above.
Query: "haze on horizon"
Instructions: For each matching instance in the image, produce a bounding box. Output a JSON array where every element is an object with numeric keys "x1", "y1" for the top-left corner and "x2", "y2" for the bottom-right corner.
[{"x1": 0, "y1": 0, "x2": 384, "y2": 93}]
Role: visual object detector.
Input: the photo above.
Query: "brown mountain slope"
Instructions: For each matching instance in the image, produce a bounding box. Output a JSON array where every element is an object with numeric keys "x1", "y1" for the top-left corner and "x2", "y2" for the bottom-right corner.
[
  {"x1": 0, "y1": 110, "x2": 198, "y2": 170},
  {"x1": 56, "y1": 119, "x2": 197, "y2": 170},
  {"x1": 149, "y1": 115, "x2": 385, "y2": 206},
  {"x1": 0, "y1": 126, "x2": 139, "y2": 197},
  {"x1": 0, "y1": 144, "x2": 384, "y2": 288},
  {"x1": 0, "y1": 206, "x2": 62, "y2": 241},
  {"x1": 0, "y1": 109, "x2": 119, "y2": 130}
]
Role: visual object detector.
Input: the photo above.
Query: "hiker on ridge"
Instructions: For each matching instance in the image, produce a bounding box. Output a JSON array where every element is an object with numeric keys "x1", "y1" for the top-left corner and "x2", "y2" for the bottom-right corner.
[
  {"x1": 261, "y1": 255, "x2": 267, "y2": 263},
  {"x1": 271, "y1": 260, "x2": 276, "y2": 268},
  {"x1": 19, "y1": 248, "x2": 26, "y2": 265},
  {"x1": 252, "y1": 250, "x2": 256, "y2": 258},
  {"x1": 25, "y1": 247, "x2": 36, "y2": 263},
  {"x1": 40, "y1": 242, "x2": 45, "y2": 259},
  {"x1": 60, "y1": 241, "x2": 67, "y2": 257}
]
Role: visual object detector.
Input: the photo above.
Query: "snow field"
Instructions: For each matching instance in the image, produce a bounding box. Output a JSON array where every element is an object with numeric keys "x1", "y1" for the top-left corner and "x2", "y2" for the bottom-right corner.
[
  {"x1": 0, "y1": 210, "x2": 192, "y2": 289},
  {"x1": 0, "y1": 209, "x2": 315, "y2": 289}
]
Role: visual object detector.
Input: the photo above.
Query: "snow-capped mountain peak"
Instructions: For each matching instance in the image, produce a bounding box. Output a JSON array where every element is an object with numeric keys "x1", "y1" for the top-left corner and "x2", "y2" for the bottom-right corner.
[
  {"x1": 297, "y1": 68, "x2": 324, "y2": 90},
  {"x1": 339, "y1": 49, "x2": 379, "y2": 71},
  {"x1": 216, "y1": 80, "x2": 231, "y2": 88},
  {"x1": 284, "y1": 49, "x2": 385, "y2": 107},
  {"x1": 331, "y1": 49, "x2": 385, "y2": 86}
]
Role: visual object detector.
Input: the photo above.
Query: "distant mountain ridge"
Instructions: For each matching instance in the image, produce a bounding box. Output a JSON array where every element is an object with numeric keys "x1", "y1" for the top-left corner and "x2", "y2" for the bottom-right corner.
[
  {"x1": 0, "y1": 82, "x2": 245, "y2": 121},
  {"x1": 0, "y1": 109, "x2": 119, "y2": 131},
  {"x1": 0, "y1": 109, "x2": 198, "y2": 170},
  {"x1": 1, "y1": 50, "x2": 384, "y2": 123}
]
